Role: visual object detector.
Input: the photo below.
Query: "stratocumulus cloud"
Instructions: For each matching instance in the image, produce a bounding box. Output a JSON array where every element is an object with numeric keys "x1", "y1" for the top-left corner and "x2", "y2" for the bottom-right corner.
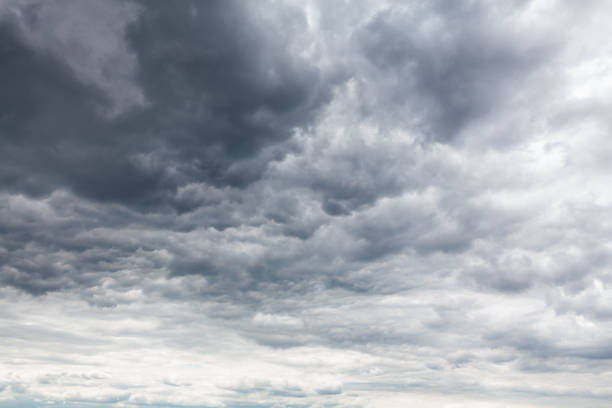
[{"x1": 2, "y1": 1, "x2": 612, "y2": 407}]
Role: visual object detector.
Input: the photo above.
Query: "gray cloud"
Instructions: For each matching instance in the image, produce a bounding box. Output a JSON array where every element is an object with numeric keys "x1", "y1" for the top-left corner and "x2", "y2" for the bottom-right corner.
[
  {"x1": 0, "y1": 0, "x2": 338, "y2": 209},
  {"x1": 3, "y1": 1, "x2": 612, "y2": 407},
  {"x1": 355, "y1": 2, "x2": 558, "y2": 141}
]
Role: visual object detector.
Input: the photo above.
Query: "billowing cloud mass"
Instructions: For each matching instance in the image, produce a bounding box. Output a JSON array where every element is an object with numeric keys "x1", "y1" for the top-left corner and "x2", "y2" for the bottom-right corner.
[{"x1": 2, "y1": 1, "x2": 612, "y2": 407}]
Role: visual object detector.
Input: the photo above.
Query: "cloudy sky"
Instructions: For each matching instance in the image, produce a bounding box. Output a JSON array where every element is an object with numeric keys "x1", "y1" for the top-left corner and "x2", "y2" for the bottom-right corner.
[{"x1": 2, "y1": 0, "x2": 612, "y2": 407}]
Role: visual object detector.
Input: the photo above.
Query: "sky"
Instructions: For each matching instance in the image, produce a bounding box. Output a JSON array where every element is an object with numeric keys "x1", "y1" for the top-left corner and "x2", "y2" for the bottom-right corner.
[{"x1": 1, "y1": 0, "x2": 612, "y2": 407}]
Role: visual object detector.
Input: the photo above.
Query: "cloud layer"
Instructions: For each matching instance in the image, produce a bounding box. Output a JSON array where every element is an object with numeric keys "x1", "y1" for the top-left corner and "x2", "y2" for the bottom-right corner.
[{"x1": 2, "y1": 1, "x2": 612, "y2": 407}]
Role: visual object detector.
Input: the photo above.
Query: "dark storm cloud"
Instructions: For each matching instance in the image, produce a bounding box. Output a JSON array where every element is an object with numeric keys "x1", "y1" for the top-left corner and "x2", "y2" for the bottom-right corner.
[
  {"x1": 0, "y1": 0, "x2": 562, "y2": 298},
  {"x1": 0, "y1": 20, "x2": 110, "y2": 198},
  {"x1": 0, "y1": 0, "x2": 335, "y2": 209},
  {"x1": 3, "y1": 1, "x2": 612, "y2": 406},
  {"x1": 124, "y1": 0, "x2": 335, "y2": 186},
  {"x1": 0, "y1": 0, "x2": 605, "y2": 307}
]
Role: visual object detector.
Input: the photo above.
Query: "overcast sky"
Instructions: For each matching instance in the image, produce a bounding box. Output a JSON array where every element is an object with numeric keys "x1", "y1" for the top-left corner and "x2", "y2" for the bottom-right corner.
[{"x1": 2, "y1": 0, "x2": 612, "y2": 407}]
